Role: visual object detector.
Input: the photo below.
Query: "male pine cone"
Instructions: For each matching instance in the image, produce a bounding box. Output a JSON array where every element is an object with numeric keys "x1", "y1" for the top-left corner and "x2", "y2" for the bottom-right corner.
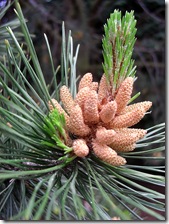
[{"x1": 48, "y1": 73, "x2": 152, "y2": 166}]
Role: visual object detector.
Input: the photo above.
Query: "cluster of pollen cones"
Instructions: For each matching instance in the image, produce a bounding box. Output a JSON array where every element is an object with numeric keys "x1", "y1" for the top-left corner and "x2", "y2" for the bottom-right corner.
[{"x1": 48, "y1": 73, "x2": 152, "y2": 166}]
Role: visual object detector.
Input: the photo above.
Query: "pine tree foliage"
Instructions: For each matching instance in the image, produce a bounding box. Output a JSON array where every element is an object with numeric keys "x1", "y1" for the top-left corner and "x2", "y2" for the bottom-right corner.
[
  {"x1": 0, "y1": 1, "x2": 165, "y2": 221},
  {"x1": 102, "y1": 10, "x2": 136, "y2": 90},
  {"x1": 0, "y1": 0, "x2": 23, "y2": 61}
]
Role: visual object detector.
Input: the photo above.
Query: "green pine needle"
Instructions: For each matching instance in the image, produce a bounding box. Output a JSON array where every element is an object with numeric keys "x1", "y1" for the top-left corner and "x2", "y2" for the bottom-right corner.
[{"x1": 102, "y1": 10, "x2": 137, "y2": 91}]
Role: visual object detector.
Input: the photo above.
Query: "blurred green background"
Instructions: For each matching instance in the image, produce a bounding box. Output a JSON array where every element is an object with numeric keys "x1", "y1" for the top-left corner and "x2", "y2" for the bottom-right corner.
[{"x1": 1, "y1": 0, "x2": 165, "y2": 127}]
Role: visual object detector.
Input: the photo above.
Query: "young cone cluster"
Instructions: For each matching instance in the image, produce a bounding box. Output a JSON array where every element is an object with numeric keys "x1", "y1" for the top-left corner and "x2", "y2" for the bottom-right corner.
[{"x1": 48, "y1": 73, "x2": 152, "y2": 166}]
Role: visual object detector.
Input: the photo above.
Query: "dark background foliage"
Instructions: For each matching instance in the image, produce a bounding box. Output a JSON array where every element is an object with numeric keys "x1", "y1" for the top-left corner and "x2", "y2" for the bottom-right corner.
[{"x1": 1, "y1": 0, "x2": 165, "y2": 164}]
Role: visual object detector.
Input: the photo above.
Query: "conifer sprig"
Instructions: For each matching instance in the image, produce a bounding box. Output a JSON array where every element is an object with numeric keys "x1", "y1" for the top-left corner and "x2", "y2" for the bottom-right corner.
[{"x1": 102, "y1": 10, "x2": 137, "y2": 91}]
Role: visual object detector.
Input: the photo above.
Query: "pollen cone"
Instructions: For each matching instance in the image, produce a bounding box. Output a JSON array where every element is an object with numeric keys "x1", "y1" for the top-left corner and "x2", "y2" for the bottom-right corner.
[
  {"x1": 109, "y1": 155, "x2": 126, "y2": 166},
  {"x1": 113, "y1": 143, "x2": 136, "y2": 152},
  {"x1": 78, "y1": 73, "x2": 93, "y2": 91},
  {"x1": 92, "y1": 140, "x2": 117, "y2": 160},
  {"x1": 68, "y1": 104, "x2": 91, "y2": 136},
  {"x1": 109, "y1": 107, "x2": 147, "y2": 128},
  {"x1": 98, "y1": 74, "x2": 109, "y2": 102},
  {"x1": 92, "y1": 140, "x2": 126, "y2": 166},
  {"x1": 99, "y1": 101, "x2": 117, "y2": 123},
  {"x1": 75, "y1": 87, "x2": 91, "y2": 108},
  {"x1": 90, "y1": 82, "x2": 98, "y2": 91},
  {"x1": 84, "y1": 90, "x2": 99, "y2": 124},
  {"x1": 96, "y1": 127, "x2": 116, "y2": 145},
  {"x1": 60, "y1": 85, "x2": 75, "y2": 115},
  {"x1": 109, "y1": 128, "x2": 147, "y2": 148},
  {"x1": 120, "y1": 101, "x2": 152, "y2": 114},
  {"x1": 115, "y1": 77, "x2": 134, "y2": 115},
  {"x1": 114, "y1": 128, "x2": 147, "y2": 139},
  {"x1": 73, "y1": 139, "x2": 89, "y2": 157}
]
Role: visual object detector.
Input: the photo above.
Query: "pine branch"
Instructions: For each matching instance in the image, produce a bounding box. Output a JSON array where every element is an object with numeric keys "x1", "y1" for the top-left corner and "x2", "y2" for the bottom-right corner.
[
  {"x1": 102, "y1": 10, "x2": 137, "y2": 92},
  {"x1": 0, "y1": 2, "x2": 165, "y2": 221}
]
